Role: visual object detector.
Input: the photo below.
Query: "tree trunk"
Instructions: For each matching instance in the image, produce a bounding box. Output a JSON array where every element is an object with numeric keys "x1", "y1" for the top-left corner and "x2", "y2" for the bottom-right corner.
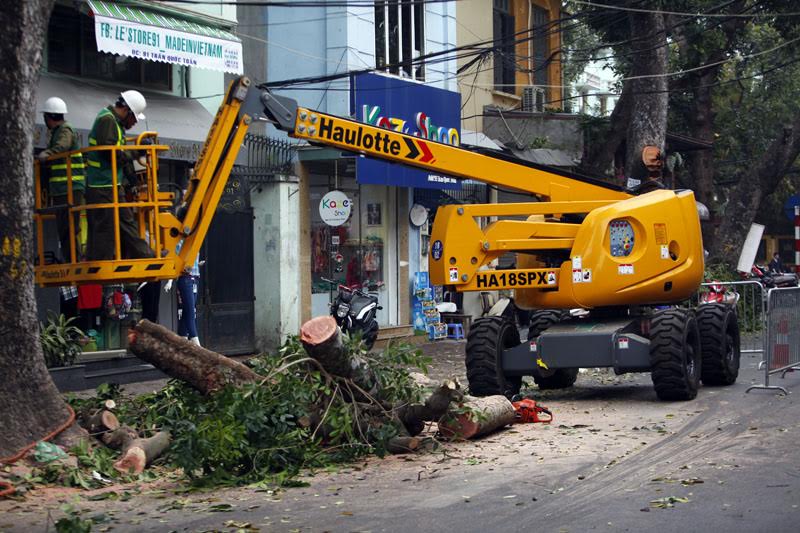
[
  {"x1": 580, "y1": 83, "x2": 632, "y2": 178},
  {"x1": 712, "y1": 112, "x2": 800, "y2": 265},
  {"x1": 113, "y1": 431, "x2": 171, "y2": 475},
  {"x1": 127, "y1": 320, "x2": 261, "y2": 395},
  {"x1": 438, "y1": 396, "x2": 516, "y2": 440},
  {"x1": 0, "y1": 0, "x2": 87, "y2": 459},
  {"x1": 624, "y1": 9, "x2": 669, "y2": 182}
]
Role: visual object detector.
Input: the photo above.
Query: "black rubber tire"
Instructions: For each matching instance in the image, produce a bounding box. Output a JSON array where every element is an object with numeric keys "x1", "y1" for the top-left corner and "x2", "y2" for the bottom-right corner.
[
  {"x1": 465, "y1": 316, "x2": 522, "y2": 398},
  {"x1": 697, "y1": 303, "x2": 740, "y2": 386},
  {"x1": 649, "y1": 309, "x2": 701, "y2": 401},
  {"x1": 351, "y1": 319, "x2": 379, "y2": 351},
  {"x1": 527, "y1": 310, "x2": 578, "y2": 390}
]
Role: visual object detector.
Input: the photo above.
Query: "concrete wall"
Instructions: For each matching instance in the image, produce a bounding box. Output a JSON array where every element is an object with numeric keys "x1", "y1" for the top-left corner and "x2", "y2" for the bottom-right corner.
[{"x1": 483, "y1": 111, "x2": 582, "y2": 155}]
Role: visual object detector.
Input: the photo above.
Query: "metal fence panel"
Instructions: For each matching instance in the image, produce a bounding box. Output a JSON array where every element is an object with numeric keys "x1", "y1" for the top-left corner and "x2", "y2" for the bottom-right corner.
[{"x1": 747, "y1": 287, "x2": 800, "y2": 395}]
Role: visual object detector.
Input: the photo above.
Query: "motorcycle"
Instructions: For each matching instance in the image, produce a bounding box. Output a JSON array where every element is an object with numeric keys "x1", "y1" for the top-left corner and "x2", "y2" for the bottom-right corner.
[
  {"x1": 699, "y1": 281, "x2": 740, "y2": 306},
  {"x1": 747, "y1": 264, "x2": 798, "y2": 289},
  {"x1": 321, "y1": 278, "x2": 381, "y2": 350}
]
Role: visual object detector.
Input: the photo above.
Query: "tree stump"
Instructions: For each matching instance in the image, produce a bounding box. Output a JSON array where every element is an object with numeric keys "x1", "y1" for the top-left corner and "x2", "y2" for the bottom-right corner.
[
  {"x1": 85, "y1": 410, "x2": 119, "y2": 436},
  {"x1": 127, "y1": 320, "x2": 260, "y2": 394},
  {"x1": 438, "y1": 396, "x2": 516, "y2": 440},
  {"x1": 300, "y1": 316, "x2": 355, "y2": 379}
]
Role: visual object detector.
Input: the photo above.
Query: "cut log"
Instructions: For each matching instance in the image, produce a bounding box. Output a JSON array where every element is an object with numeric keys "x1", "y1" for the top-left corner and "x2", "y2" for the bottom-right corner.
[
  {"x1": 386, "y1": 436, "x2": 421, "y2": 454},
  {"x1": 101, "y1": 425, "x2": 138, "y2": 450},
  {"x1": 128, "y1": 320, "x2": 260, "y2": 394},
  {"x1": 438, "y1": 396, "x2": 516, "y2": 440},
  {"x1": 300, "y1": 316, "x2": 353, "y2": 378},
  {"x1": 85, "y1": 410, "x2": 120, "y2": 436},
  {"x1": 113, "y1": 431, "x2": 171, "y2": 475}
]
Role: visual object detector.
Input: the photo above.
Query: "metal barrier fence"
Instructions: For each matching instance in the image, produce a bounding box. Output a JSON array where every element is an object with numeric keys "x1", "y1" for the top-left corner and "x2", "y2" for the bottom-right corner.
[
  {"x1": 694, "y1": 281, "x2": 767, "y2": 355},
  {"x1": 746, "y1": 287, "x2": 800, "y2": 395}
]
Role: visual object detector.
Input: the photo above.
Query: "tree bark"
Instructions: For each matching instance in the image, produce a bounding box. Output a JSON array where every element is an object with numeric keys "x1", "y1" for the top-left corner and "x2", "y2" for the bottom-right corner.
[
  {"x1": 101, "y1": 426, "x2": 139, "y2": 450},
  {"x1": 580, "y1": 83, "x2": 632, "y2": 177},
  {"x1": 624, "y1": 9, "x2": 669, "y2": 182},
  {"x1": 127, "y1": 320, "x2": 261, "y2": 395},
  {"x1": 438, "y1": 396, "x2": 516, "y2": 440},
  {"x1": 112, "y1": 431, "x2": 171, "y2": 475},
  {"x1": 85, "y1": 410, "x2": 120, "y2": 436},
  {"x1": 0, "y1": 0, "x2": 88, "y2": 459}
]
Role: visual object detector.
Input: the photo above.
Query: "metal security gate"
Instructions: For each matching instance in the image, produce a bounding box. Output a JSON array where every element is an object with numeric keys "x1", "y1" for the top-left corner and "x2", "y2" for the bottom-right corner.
[
  {"x1": 197, "y1": 204, "x2": 255, "y2": 355},
  {"x1": 747, "y1": 287, "x2": 800, "y2": 395}
]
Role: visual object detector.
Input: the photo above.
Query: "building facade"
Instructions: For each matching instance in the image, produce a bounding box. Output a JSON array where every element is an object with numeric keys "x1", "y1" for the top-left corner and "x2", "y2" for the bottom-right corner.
[{"x1": 263, "y1": 0, "x2": 459, "y2": 338}]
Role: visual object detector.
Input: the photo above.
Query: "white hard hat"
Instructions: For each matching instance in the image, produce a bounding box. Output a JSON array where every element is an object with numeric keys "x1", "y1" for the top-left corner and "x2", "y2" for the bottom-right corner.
[
  {"x1": 42, "y1": 96, "x2": 68, "y2": 114},
  {"x1": 120, "y1": 90, "x2": 146, "y2": 120}
]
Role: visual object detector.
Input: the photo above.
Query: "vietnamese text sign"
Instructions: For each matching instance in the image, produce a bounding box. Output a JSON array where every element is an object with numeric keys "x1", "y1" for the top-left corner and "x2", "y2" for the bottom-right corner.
[{"x1": 93, "y1": 15, "x2": 243, "y2": 74}]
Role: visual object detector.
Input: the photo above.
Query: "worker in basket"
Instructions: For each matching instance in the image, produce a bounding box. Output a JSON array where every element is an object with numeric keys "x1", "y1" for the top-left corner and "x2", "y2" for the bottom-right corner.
[
  {"x1": 84, "y1": 89, "x2": 153, "y2": 262},
  {"x1": 38, "y1": 96, "x2": 86, "y2": 261}
]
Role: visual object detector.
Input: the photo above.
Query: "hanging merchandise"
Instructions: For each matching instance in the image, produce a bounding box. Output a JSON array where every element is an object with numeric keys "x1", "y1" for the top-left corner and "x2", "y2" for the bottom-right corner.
[
  {"x1": 363, "y1": 247, "x2": 380, "y2": 272},
  {"x1": 105, "y1": 289, "x2": 132, "y2": 321},
  {"x1": 78, "y1": 284, "x2": 103, "y2": 310},
  {"x1": 312, "y1": 226, "x2": 330, "y2": 273}
]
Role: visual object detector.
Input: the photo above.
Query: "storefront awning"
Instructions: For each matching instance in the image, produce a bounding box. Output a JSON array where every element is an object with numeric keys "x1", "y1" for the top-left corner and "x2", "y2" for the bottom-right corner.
[
  {"x1": 35, "y1": 75, "x2": 215, "y2": 162},
  {"x1": 87, "y1": 0, "x2": 242, "y2": 75}
]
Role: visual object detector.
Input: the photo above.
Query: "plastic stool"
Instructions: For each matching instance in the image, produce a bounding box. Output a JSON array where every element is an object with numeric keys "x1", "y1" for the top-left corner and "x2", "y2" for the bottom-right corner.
[{"x1": 446, "y1": 322, "x2": 464, "y2": 340}]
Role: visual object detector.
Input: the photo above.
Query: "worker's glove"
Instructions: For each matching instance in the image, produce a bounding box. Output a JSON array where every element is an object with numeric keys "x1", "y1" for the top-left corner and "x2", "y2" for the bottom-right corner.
[
  {"x1": 37, "y1": 152, "x2": 49, "y2": 162},
  {"x1": 164, "y1": 279, "x2": 173, "y2": 292}
]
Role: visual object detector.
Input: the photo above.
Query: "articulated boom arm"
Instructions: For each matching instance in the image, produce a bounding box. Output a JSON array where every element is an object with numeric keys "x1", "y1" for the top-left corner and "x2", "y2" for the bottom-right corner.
[{"x1": 257, "y1": 83, "x2": 703, "y2": 308}]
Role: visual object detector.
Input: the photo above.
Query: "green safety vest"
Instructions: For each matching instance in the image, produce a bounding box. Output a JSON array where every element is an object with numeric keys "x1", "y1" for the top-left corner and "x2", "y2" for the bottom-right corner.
[
  {"x1": 86, "y1": 107, "x2": 124, "y2": 188},
  {"x1": 48, "y1": 122, "x2": 85, "y2": 196}
]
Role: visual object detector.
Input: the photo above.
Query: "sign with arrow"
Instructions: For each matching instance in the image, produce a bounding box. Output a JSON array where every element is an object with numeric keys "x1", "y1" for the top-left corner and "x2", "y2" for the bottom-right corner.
[{"x1": 351, "y1": 72, "x2": 461, "y2": 190}]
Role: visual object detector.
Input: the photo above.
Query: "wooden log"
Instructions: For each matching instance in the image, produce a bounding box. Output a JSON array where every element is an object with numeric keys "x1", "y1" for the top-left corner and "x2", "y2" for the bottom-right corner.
[
  {"x1": 438, "y1": 396, "x2": 516, "y2": 440},
  {"x1": 101, "y1": 425, "x2": 138, "y2": 450},
  {"x1": 113, "y1": 431, "x2": 171, "y2": 475},
  {"x1": 128, "y1": 319, "x2": 260, "y2": 394},
  {"x1": 300, "y1": 316, "x2": 354, "y2": 378},
  {"x1": 85, "y1": 410, "x2": 120, "y2": 436},
  {"x1": 386, "y1": 436, "x2": 421, "y2": 454}
]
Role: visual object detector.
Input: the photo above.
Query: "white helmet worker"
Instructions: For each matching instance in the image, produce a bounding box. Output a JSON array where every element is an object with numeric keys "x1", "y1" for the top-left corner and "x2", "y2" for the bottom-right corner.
[
  {"x1": 120, "y1": 90, "x2": 146, "y2": 120},
  {"x1": 42, "y1": 96, "x2": 68, "y2": 114}
]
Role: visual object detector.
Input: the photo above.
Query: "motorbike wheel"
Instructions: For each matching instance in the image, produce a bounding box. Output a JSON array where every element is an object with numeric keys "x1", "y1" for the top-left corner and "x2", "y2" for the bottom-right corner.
[{"x1": 351, "y1": 319, "x2": 379, "y2": 351}]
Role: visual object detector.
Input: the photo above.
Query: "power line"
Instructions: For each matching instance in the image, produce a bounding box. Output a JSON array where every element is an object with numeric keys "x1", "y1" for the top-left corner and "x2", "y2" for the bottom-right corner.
[{"x1": 571, "y1": 0, "x2": 800, "y2": 18}]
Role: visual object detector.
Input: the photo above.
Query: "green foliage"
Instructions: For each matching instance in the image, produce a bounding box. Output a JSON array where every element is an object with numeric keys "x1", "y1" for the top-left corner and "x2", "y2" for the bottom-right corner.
[
  {"x1": 40, "y1": 312, "x2": 84, "y2": 368},
  {"x1": 55, "y1": 505, "x2": 92, "y2": 533},
  {"x1": 107, "y1": 337, "x2": 431, "y2": 486}
]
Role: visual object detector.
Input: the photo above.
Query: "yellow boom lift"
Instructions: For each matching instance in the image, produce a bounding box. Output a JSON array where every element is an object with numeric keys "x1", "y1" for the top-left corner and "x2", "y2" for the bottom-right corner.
[{"x1": 35, "y1": 76, "x2": 740, "y2": 401}]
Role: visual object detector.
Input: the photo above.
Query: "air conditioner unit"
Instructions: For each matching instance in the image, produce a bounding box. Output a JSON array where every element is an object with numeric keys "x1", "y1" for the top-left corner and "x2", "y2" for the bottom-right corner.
[{"x1": 522, "y1": 86, "x2": 546, "y2": 112}]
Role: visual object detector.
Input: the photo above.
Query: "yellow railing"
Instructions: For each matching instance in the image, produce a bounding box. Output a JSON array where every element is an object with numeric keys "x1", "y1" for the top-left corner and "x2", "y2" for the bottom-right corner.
[{"x1": 34, "y1": 132, "x2": 174, "y2": 281}]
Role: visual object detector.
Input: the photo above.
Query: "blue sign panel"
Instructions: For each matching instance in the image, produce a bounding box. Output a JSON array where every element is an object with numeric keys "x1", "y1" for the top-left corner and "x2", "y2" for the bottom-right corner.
[{"x1": 351, "y1": 72, "x2": 462, "y2": 190}]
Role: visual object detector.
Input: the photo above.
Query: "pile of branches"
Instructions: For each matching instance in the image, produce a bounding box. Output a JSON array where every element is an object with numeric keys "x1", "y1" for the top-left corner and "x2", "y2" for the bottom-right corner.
[{"x1": 100, "y1": 318, "x2": 517, "y2": 485}]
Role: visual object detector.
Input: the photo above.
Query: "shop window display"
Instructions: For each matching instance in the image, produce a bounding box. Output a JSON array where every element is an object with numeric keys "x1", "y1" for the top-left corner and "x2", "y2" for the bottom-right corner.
[{"x1": 311, "y1": 178, "x2": 392, "y2": 324}]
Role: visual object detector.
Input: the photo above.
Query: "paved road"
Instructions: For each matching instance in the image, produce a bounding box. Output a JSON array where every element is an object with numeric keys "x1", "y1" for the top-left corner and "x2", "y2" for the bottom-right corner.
[{"x1": 2, "y1": 345, "x2": 799, "y2": 533}]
